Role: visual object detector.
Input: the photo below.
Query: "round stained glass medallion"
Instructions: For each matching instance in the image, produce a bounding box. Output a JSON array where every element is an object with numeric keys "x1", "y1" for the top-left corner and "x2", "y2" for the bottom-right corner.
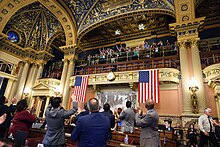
[{"x1": 8, "y1": 31, "x2": 19, "y2": 43}]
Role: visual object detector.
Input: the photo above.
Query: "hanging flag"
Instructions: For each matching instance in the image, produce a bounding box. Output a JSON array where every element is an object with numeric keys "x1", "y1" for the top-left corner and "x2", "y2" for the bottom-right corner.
[
  {"x1": 72, "y1": 75, "x2": 89, "y2": 102},
  {"x1": 138, "y1": 69, "x2": 160, "y2": 103}
]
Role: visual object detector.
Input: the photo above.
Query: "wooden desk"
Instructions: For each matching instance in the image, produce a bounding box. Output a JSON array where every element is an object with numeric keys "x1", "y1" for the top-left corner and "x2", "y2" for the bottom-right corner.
[{"x1": 28, "y1": 128, "x2": 77, "y2": 147}]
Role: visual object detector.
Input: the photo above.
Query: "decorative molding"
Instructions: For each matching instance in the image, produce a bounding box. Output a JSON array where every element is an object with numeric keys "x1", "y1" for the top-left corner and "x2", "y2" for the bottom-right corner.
[
  {"x1": 203, "y1": 63, "x2": 220, "y2": 81},
  {"x1": 70, "y1": 68, "x2": 180, "y2": 87}
]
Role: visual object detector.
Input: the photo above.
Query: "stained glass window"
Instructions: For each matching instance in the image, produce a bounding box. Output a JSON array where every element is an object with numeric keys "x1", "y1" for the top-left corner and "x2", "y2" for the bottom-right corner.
[{"x1": 8, "y1": 31, "x2": 19, "y2": 43}]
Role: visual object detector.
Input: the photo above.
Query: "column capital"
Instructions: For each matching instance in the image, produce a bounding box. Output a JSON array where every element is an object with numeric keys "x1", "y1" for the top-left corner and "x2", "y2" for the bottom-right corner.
[
  {"x1": 169, "y1": 17, "x2": 205, "y2": 41},
  {"x1": 62, "y1": 58, "x2": 69, "y2": 64}
]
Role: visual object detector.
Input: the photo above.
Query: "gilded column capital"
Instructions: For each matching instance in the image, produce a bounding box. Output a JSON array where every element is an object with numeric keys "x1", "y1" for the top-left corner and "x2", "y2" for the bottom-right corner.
[
  {"x1": 68, "y1": 58, "x2": 75, "y2": 64},
  {"x1": 188, "y1": 39, "x2": 199, "y2": 48},
  {"x1": 62, "y1": 58, "x2": 69, "y2": 64},
  {"x1": 178, "y1": 40, "x2": 189, "y2": 49}
]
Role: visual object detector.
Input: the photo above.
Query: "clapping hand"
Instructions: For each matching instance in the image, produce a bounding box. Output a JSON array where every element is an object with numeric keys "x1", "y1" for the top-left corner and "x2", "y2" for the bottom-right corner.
[
  {"x1": 71, "y1": 94, "x2": 77, "y2": 102},
  {"x1": 0, "y1": 113, "x2": 7, "y2": 124}
]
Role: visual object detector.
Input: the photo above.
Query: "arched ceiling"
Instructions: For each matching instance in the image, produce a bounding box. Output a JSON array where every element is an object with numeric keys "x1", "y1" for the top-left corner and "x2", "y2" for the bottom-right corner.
[
  {"x1": 61, "y1": 0, "x2": 175, "y2": 49},
  {"x1": 3, "y1": 1, "x2": 65, "y2": 52}
]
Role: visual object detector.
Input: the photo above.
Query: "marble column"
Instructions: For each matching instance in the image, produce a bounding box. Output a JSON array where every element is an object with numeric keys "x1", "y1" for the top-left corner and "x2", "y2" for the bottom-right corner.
[
  {"x1": 4, "y1": 64, "x2": 18, "y2": 103},
  {"x1": 60, "y1": 59, "x2": 69, "y2": 94},
  {"x1": 178, "y1": 41, "x2": 192, "y2": 114},
  {"x1": 42, "y1": 96, "x2": 50, "y2": 118},
  {"x1": 62, "y1": 58, "x2": 75, "y2": 108},
  {"x1": 36, "y1": 97, "x2": 42, "y2": 117},
  {"x1": 15, "y1": 61, "x2": 30, "y2": 100},
  {"x1": 36, "y1": 63, "x2": 44, "y2": 80},
  {"x1": 191, "y1": 40, "x2": 207, "y2": 113},
  {"x1": 4, "y1": 79, "x2": 16, "y2": 103},
  {"x1": 11, "y1": 62, "x2": 24, "y2": 99},
  {"x1": 215, "y1": 95, "x2": 220, "y2": 120}
]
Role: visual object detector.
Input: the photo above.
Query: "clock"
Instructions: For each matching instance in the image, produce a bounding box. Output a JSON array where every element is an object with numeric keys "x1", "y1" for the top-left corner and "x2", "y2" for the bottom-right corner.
[{"x1": 107, "y1": 72, "x2": 115, "y2": 81}]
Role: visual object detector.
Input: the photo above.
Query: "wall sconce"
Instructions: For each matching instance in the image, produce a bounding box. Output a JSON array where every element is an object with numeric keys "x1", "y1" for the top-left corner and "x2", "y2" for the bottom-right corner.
[{"x1": 188, "y1": 77, "x2": 199, "y2": 114}]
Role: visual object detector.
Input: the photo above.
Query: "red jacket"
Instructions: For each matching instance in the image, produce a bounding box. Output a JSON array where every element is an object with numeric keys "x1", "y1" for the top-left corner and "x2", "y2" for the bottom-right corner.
[{"x1": 8, "y1": 110, "x2": 36, "y2": 136}]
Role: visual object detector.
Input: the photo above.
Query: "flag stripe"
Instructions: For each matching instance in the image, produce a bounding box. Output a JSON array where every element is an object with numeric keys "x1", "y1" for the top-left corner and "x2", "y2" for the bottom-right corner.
[
  {"x1": 72, "y1": 75, "x2": 89, "y2": 102},
  {"x1": 138, "y1": 69, "x2": 160, "y2": 103}
]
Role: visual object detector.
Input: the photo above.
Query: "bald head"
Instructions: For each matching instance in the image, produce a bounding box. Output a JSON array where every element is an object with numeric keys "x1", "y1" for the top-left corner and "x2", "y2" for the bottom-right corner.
[
  {"x1": 204, "y1": 108, "x2": 212, "y2": 116},
  {"x1": 145, "y1": 99, "x2": 155, "y2": 110},
  {"x1": 88, "y1": 98, "x2": 99, "y2": 112}
]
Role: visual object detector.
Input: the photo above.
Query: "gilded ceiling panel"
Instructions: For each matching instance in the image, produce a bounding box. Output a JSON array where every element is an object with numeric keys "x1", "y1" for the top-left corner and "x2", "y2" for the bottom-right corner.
[
  {"x1": 63, "y1": 0, "x2": 174, "y2": 33},
  {"x1": 79, "y1": 0, "x2": 174, "y2": 33},
  {"x1": 3, "y1": 2, "x2": 64, "y2": 51}
]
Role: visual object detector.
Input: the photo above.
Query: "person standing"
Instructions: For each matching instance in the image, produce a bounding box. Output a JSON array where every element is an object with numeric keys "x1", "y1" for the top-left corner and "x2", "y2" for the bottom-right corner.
[
  {"x1": 119, "y1": 101, "x2": 135, "y2": 133},
  {"x1": 198, "y1": 108, "x2": 218, "y2": 147},
  {"x1": 8, "y1": 99, "x2": 36, "y2": 138},
  {"x1": 0, "y1": 96, "x2": 16, "y2": 138},
  {"x1": 42, "y1": 97, "x2": 78, "y2": 147},
  {"x1": 135, "y1": 99, "x2": 160, "y2": 147},
  {"x1": 71, "y1": 98, "x2": 111, "y2": 147}
]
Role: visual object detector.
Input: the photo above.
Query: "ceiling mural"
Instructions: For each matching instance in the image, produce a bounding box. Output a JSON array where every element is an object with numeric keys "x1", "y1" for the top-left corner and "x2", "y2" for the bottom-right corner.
[
  {"x1": 64, "y1": 0, "x2": 175, "y2": 33},
  {"x1": 3, "y1": 1, "x2": 65, "y2": 51}
]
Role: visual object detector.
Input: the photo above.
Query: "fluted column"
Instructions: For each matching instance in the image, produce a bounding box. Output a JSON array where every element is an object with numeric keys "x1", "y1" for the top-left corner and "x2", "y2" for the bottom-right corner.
[
  {"x1": 179, "y1": 41, "x2": 192, "y2": 114},
  {"x1": 15, "y1": 61, "x2": 30, "y2": 100},
  {"x1": 25, "y1": 63, "x2": 38, "y2": 107},
  {"x1": 4, "y1": 79, "x2": 16, "y2": 103},
  {"x1": 4, "y1": 64, "x2": 18, "y2": 103},
  {"x1": 36, "y1": 63, "x2": 44, "y2": 80},
  {"x1": 11, "y1": 62, "x2": 24, "y2": 99},
  {"x1": 191, "y1": 40, "x2": 207, "y2": 113},
  {"x1": 60, "y1": 59, "x2": 69, "y2": 94},
  {"x1": 215, "y1": 95, "x2": 220, "y2": 120},
  {"x1": 43, "y1": 96, "x2": 50, "y2": 118},
  {"x1": 36, "y1": 97, "x2": 42, "y2": 117},
  {"x1": 62, "y1": 58, "x2": 75, "y2": 108}
]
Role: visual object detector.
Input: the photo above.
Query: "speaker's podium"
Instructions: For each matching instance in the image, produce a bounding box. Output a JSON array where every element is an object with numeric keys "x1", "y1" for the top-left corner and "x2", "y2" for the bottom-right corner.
[{"x1": 160, "y1": 130, "x2": 178, "y2": 147}]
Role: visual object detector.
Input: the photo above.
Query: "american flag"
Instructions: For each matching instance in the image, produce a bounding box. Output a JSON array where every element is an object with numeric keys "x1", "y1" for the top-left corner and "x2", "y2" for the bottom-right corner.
[
  {"x1": 72, "y1": 75, "x2": 89, "y2": 102},
  {"x1": 138, "y1": 69, "x2": 160, "y2": 103}
]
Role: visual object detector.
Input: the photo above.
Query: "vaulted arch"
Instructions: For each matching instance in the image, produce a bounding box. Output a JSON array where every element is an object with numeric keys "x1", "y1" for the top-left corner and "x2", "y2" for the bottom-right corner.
[{"x1": 0, "y1": 0, "x2": 76, "y2": 45}]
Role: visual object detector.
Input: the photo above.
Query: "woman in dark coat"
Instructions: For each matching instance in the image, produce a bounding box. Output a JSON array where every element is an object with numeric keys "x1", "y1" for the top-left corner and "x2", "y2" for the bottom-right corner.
[{"x1": 187, "y1": 123, "x2": 198, "y2": 147}]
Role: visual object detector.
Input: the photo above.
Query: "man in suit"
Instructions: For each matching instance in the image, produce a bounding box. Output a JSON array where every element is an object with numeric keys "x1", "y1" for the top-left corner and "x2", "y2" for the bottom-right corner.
[
  {"x1": 71, "y1": 98, "x2": 111, "y2": 147},
  {"x1": 0, "y1": 96, "x2": 16, "y2": 138},
  {"x1": 119, "y1": 101, "x2": 135, "y2": 133},
  {"x1": 135, "y1": 99, "x2": 160, "y2": 147},
  {"x1": 42, "y1": 97, "x2": 78, "y2": 147}
]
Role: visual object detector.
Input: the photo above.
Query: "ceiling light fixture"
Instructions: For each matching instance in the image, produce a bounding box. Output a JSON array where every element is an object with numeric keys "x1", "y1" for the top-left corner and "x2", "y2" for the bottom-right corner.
[
  {"x1": 115, "y1": 29, "x2": 121, "y2": 35},
  {"x1": 138, "y1": 24, "x2": 145, "y2": 30}
]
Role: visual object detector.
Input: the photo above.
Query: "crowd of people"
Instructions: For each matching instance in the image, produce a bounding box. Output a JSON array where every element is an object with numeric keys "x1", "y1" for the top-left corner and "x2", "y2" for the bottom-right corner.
[
  {"x1": 80, "y1": 40, "x2": 178, "y2": 67},
  {"x1": 1, "y1": 95, "x2": 220, "y2": 147}
]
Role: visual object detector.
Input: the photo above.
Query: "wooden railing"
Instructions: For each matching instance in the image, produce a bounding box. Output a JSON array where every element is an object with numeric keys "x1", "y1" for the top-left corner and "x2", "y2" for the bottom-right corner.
[
  {"x1": 74, "y1": 55, "x2": 179, "y2": 75},
  {"x1": 199, "y1": 37, "x2": 220, "y2": 68}
]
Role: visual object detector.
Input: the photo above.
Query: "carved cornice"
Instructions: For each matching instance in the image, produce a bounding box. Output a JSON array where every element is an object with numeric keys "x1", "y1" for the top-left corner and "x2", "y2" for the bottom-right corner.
[
  {"x1": 169, "y1": 17, "x2": 205, "y2": 40},
  {"x1": 203, "y1": 63, "x2": 220, "y2": 81},
  {"x1": 70, "y1": 68, "x2": 180, "y2": 87},
  {"x1": 60, "y1": 44, "x2": 78, "y2": 58},
  {"x1": 0, "y1": 38, "x2": 53, "y2": 62}
]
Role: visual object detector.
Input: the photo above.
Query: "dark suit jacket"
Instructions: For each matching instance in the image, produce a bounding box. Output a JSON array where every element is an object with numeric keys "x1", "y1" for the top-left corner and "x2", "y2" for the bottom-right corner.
[
  {"x1": 71, "y1": 112, "x2": 111, "y2": 147},
  {"x1": 0, "y1": 104, "x2": 16, "y2": 129}
]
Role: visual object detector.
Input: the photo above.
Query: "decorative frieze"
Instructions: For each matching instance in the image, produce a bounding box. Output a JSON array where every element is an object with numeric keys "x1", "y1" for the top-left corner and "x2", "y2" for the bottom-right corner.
[{"x1": 70, "y1": 68, "x2": 180, "y2": 86}]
